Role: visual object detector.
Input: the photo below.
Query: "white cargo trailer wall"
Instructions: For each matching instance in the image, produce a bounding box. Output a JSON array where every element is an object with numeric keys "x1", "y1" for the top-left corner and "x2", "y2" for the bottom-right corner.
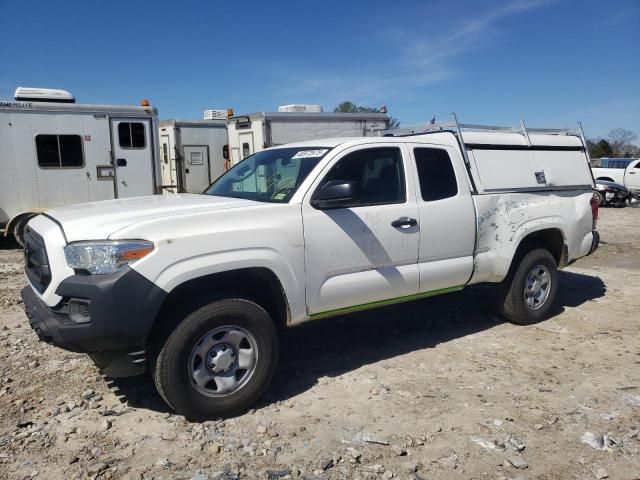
[
  {"x1": 268, "y1": 119, "x2": 386, "y2": 146},
  {"x1": 159, "y1": 120, "x2": 228, "y2": 193},
  {"x1": 0, "y1": 110, "x2": 115, "y2": 220},
  {"x1": 227, "y1": 112, "x2": 389, "y2": 166},
  {"x1": 0, "y1": 101, "x2": 160, "y2": 242},
  {"x1": 228, "y1": 119, "x2": 266, "y2": 166}
]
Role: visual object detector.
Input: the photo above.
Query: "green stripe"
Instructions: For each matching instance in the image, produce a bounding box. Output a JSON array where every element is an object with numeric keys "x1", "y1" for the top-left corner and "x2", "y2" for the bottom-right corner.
[{"x1": 309, "y1": 285, "x2": 464, "y2": 320}]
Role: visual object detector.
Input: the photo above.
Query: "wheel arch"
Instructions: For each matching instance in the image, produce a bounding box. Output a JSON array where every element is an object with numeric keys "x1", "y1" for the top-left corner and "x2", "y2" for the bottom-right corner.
[
  {"x1": 509, "y1": 227, "x2": 566, "y2": 272},
  {"x1": 146, "y1": 267, "x2": 291, "y2": 348},
  {"x1": 4, "y1": 211, "x2": 41, "y2": 242}
]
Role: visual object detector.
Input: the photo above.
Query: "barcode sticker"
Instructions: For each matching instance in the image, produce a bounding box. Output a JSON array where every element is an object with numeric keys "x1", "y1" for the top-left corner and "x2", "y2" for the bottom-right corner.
[{"x1": 292, "y1": 149, "x2": 329, "y2": 159}]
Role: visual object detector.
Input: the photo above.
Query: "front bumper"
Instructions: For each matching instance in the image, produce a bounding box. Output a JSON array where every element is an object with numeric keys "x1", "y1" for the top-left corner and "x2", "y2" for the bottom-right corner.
[{"x1": 22, "y1": 267, "x2": 167, "y2": 377}]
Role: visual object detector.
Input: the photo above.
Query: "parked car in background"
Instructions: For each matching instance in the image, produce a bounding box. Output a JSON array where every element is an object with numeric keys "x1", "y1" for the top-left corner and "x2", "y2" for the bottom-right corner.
[
  {"x1": 592, "y1": 158, "x2": 640, "y2": 194},
  {"x1": 594, "y1": 179, "x2": 633, "y2": 207}
]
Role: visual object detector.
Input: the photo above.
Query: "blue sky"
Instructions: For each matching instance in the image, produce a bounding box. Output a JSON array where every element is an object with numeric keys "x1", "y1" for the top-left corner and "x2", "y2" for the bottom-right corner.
[{"x1": 1, "y1": 0, "x2": 638, "y2": 139}]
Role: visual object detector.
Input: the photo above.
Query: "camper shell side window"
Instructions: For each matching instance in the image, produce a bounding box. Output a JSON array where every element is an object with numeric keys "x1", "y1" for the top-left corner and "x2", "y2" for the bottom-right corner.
[
  {"x1": 413, "y1": 147, "x2": 458, "y2": 201},
  {"x1": 118, "y1": 122, "x2": 146, "y2": 149},
  {"x1": 35, "y1": 134, "x2": 84, "y2": 169}
]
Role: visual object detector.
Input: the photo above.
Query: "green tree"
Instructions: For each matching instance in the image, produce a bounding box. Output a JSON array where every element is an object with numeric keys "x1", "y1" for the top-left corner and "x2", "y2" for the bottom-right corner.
[
  {"x1": 334, "y1": 101, "x2": 401, "y2": 129},
  {"x1": 588, "y1": 138, "x2": 614, "y2": 158}
]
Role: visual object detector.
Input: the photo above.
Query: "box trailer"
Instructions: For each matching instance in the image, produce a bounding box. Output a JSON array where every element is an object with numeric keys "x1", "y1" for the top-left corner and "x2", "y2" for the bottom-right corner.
[
  {"x1": 227, "y1": 110, "x2": 389, "y2": 165},
  {"x1": 159, "y1": 119, "x2": 228, "y2": 193},
  {"x1": 0, "y1": 87, "x2": 161, "y2": 244}
]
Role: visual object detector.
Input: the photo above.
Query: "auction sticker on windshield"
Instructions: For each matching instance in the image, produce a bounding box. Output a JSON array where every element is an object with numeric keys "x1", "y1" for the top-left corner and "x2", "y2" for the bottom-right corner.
[{"x1": 292, "y1": 149, "x2": 329, "y2": 159}]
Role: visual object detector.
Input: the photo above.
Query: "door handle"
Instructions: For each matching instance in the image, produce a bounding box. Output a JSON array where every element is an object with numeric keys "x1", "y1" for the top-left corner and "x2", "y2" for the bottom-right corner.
[
  {"x1": 116, "y1": 158, "x2": 127, "y2": 167},
  {"x1": 630, "y1": 171, "x2": 636, "y2": 174},
  {"x1": 391, "y1": 217, "x2": 417, "y2": 228}
]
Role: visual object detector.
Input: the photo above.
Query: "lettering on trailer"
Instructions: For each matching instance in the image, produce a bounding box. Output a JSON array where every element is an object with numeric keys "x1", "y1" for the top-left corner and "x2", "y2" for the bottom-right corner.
[{"x1": 0, "y1": 101, "x2": 34, "y2": 109}]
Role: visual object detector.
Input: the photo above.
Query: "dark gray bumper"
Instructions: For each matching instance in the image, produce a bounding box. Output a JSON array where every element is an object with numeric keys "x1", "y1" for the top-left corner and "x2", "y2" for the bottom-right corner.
[{"x1": 22, "y1": 267, "x2": 167, "y2": 377}]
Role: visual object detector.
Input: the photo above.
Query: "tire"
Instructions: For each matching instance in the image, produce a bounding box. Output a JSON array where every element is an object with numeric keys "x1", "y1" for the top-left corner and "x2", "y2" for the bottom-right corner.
[
  {"x1": 152, "y1": 298, "x2": 279, "y2": 420},
  {"x1": 593, "y1": 191, "x2": 604, "y2": 207},
  {"x1": 497, "y1": 248, "x2": 558, "y2": 325}
]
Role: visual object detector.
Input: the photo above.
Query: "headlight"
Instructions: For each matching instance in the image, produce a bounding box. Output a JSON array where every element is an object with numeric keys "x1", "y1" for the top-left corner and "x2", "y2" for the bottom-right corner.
[{"x1": 64, "y1": 240, "x2": 154, "y2": 274}]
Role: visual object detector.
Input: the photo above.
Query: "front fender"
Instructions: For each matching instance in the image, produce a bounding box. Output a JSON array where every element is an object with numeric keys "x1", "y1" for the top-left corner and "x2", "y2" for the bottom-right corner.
[{"x1": 132, "y1": 247, "x2": 307, "y2": 323}]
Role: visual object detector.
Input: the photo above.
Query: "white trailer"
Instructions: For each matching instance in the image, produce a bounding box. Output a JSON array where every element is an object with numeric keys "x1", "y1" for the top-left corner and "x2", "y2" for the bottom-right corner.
[
  {"x1": 158, "y1": 119, "x2": 228, "y2": 193},
  {"x1": 0, "y1": 87, "x2": 161, "y2": 244},
  {"x1": 227, "y1": 110, "x2": 389, "y2": 165}
]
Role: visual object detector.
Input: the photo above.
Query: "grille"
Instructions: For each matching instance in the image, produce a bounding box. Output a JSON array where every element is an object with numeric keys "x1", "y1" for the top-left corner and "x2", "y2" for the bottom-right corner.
[{"x1": 24, "y1": 227, "x2": 51, "y2": 294}]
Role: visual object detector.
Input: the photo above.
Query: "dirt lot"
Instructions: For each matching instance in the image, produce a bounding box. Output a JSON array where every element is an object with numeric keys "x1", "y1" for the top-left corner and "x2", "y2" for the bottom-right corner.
[{"x1": 1, "y1": 207, "x2": 639, "y2": 480}]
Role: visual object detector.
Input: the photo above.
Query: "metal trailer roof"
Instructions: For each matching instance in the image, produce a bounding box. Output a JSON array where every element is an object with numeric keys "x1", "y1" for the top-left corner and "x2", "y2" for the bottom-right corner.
[
  {"x1": 159, "y1": 119, "x2": 227, "y2": 128},
  {"x1": 228, "y1": 111, "x2": 389, "y2": 123},
  {"x1": 0, "y1": 100, "x2": 157, "y2": 116}
]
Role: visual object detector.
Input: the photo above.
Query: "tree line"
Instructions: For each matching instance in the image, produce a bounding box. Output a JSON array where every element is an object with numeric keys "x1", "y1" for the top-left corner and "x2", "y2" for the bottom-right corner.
[
  {"x1": 587, "y1": 128, "x2": 639, "y2": 158},
  {"x1": 334, "y1": 101, "x2": 401, "y2": 129}
]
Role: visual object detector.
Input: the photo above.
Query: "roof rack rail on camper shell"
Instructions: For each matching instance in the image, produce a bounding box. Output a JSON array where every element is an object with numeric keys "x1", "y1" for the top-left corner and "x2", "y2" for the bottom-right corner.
[{"x1": 381, "y1": 113, "x2": 592, "y2": 167}]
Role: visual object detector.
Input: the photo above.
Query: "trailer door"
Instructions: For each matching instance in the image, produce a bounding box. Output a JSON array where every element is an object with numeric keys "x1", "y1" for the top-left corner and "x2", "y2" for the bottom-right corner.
[
  {"x1": 111, "y1": 118, "x2": 155, "y2": 197},
  {"x1": 183, "y1": 145, "x2": 211, "y2": 193},
  {"x1": 238, "y1": 132, "x2": 254, "y2": 160}
]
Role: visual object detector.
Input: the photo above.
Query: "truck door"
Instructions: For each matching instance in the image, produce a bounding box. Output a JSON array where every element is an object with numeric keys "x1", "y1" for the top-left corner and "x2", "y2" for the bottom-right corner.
[
  {"x1": 302, "y1": 144, "x2": 420, "y2": 315},
  {"x1": 408, "y1": 143, "x2": 476, "y2": 292},
  {"x1": 111, "y1": 118, "x2": 155, "y2": 197},
  {"x1": 627, "y1": 160, "x2": 640, "y2": 191},
  {"x1": 183, "y1": 145, "x2": 211, "y2": 193}
]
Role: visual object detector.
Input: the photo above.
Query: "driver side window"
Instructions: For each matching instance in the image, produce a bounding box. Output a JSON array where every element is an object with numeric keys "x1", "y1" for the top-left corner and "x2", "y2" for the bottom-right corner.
[{"x1": 318, "y1": 147, "x2": 405, "y2": 206}]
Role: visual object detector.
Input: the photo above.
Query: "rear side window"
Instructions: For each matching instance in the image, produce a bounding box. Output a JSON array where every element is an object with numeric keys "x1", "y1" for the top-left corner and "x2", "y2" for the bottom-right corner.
[
  {"x1": 35, "y1": 134, "x2": 84, "y2": 168},
  {"x1": 118, "y1": 122, "x2": 146, "y2": 148},
  {"x1": 319, "y1": 147, "x2": 405, "y2": 206},
  {"x1": 414, "y1": 147, "x2": 458, "y2": 201}
]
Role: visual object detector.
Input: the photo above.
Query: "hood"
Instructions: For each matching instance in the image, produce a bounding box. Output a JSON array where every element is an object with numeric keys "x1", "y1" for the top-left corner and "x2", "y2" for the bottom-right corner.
[{"x1": 46, "y1": 194, "x2": 258, "y2": 242}]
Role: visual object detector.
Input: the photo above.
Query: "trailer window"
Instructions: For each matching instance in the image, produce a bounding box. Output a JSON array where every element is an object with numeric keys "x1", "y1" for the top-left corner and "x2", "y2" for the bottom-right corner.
[
  {"x1": 118, "y1": 122, "x2": 146, "y2": 148},
  {"x1": 36, "y1": 135, "x2": 84, "y2": 168},
  {"x1": 162, "y1": 142, "x2": 169, "y2": 163},
  {"x1": 414, "y1": 148, "x2": 458, "y2": 201},
  {"x1": 242, "y1": 142, "x2": 251, "y2": 159}
]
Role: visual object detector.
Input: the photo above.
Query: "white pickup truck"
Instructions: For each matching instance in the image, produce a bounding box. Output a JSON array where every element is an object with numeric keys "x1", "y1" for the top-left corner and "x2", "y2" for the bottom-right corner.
[
  {"x1": 592, "y1": 157, "x2": 640, "y2": 193},
  {"x1": 21, "y1": 118, "x2": 600, "y2": 419}
]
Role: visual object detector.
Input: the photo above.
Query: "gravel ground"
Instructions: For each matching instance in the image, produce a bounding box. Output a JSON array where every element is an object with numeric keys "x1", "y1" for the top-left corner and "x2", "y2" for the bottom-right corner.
[{"x1": 0, "y1": 207, "x2": 639, "y2": 480}]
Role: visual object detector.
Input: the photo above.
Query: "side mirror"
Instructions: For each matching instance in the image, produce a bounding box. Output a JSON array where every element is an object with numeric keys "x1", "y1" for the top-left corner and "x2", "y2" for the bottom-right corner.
[{"x1": 310, "y1": 180, "x2": 360, "y2": 210}]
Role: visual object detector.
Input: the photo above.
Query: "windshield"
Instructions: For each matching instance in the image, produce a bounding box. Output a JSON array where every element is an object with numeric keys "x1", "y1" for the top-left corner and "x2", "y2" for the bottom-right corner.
[{"x1": 205, "y1": 147, "x2": 330, "y2": 203}]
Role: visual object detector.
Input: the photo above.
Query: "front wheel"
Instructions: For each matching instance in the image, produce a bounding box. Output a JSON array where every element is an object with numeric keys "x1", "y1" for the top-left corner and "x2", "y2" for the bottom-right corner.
[
  {"x1": 497, "y1": 248, "x2": 558, "y2": 325},
  {"x1": 152, "y1": 298, "x2": 279, "y2": 420}
]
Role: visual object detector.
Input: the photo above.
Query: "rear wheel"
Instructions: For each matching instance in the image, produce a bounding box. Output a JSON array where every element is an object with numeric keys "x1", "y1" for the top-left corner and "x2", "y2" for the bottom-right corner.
[
  {"x1": 152, "y1": 298, "x2": 279, "y2": 420},
  {"x1": 497, "y1": 248, "x2": 558, "y2": 325}
]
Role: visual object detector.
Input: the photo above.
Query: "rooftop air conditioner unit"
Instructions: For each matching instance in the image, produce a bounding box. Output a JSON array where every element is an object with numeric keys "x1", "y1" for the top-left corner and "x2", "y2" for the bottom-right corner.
[
  {"x1": 14, "y1": 87, "x2": 75, "y2": 103},
  {"x1": 278, "y1": 104, "x2": 323, "y2": 113},
  {"x1": 204, "y1": 109, "x2": 227, "y2": 120}
]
